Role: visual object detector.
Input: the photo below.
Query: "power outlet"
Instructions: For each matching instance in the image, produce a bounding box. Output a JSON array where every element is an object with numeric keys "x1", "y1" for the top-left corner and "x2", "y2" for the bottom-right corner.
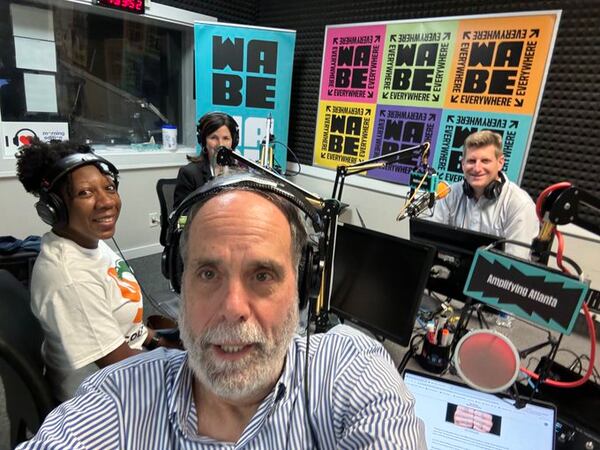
[{"x1": 148, "y1": 212, "x2": 160, "y2": 228}]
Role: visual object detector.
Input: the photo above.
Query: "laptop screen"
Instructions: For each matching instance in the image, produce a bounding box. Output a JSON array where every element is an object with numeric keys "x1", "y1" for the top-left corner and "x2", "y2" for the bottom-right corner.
[{"x1": 403, "y1": 370, "x2": 556, "y2": 450}]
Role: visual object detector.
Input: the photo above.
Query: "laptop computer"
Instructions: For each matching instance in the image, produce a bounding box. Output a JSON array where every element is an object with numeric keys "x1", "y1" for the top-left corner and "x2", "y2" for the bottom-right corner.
[{"x1": 403, "y1": 369, "x2": 557, "y2": 450}]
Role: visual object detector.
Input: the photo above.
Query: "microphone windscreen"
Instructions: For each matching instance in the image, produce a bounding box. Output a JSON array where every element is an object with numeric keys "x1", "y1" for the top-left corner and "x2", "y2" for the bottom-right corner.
[
  {"x1": 215, "y1": 146, "x2": 233, "y2": 165},
  {"x1": 453, "y1": 329, "x2": 520, "y2": 393},
  {"x1": 436, "y1": 181, "x2": 451, "y2": 199}
]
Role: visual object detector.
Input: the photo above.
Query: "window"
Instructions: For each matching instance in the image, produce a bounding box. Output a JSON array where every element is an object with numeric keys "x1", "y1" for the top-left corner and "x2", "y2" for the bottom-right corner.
[{"x1": 0, "y1": 0, "x2": 215, "y2": 175}]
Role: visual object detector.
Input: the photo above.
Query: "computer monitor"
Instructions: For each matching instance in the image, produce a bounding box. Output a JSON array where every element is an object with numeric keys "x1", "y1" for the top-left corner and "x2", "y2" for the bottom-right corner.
[
  {"x1": 409, "y1": 217, "x2": 504, "y2": 301},
  {"x1": 329, "y1": 222, "x2": 436, "y2": 346}
]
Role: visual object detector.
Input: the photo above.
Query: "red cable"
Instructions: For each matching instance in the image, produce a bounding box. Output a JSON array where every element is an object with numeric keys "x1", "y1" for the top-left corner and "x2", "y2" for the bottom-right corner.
[
  {"x1": 535, "y1": 181, "x2": 572, "y2": 220},
  {"x1": 521, "y1": 182, "x2": 597, "y2": 387},
  {"x1": 555, "y1": 229, "x2": 565, "y2": 272},
  {"x1": 521, "y1": 303, "x2": 596, "y2": 387}
]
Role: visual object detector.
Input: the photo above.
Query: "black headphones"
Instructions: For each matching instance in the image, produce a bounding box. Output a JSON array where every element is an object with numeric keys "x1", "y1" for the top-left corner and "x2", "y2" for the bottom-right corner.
[
  {"x1": 13, "y1": 128, "x2": 37, "y2": 147},
  {"x1": 462, "y1": 171, "x2": 506, "y2": 200},
  {"x1": 161, "y1": 172, "x2": 323, "y2": 311},
  {"x1": 197, "y1": 112, "x2": 240, "y2": 152},
  {"x1": 35, "y1": 153, "x2": 120, "y2": 228}
]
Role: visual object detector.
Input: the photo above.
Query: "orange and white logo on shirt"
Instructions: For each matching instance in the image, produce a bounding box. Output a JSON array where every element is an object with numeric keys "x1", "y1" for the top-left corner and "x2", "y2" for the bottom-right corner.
[{"x1": 108, "y1": 260, "x2": 143, "y2": 323}]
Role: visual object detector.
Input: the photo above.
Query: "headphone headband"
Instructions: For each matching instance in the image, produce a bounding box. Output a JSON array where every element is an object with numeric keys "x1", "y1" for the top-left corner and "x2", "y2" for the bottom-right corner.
[
  {"x1": 162, "y1": 170, "x2": 324, "y2": 307},
  {"x1": 36, "y1": 151, "x2": 119, "y2": 228},
  {"x1": 42, "y1": 153, "x2": 119, "y2": 191},
  {"x1": 167, "y1": 172, "x2": 323, "y2": 242}
]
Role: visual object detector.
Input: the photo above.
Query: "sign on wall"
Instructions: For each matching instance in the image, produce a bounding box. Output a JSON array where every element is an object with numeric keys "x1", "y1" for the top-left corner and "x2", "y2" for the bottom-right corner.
[
  {"x1": 195, "y1": 22, "x2": 296, "y2": 169},
  {"x1": 313, "y1": 11, "x2": 560, "y2": 185},
  {"x1": 2, "y1": 121, "x2": 69, "y2": 157}
]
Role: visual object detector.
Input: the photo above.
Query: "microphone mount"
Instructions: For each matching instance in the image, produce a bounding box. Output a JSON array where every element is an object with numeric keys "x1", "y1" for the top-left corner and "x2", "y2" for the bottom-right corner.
[
  {"x1": 316, "y1": 142, "x2": 431, "y2": 332},
  {"x1": 259, "y1": 114, "x2": 276, "y2": 171},
  {"x1": 539, "y1": 186, "x2": 600, "y2": 235},
  {"x1": 532, "y1": 184, "x2": 600, "y2": 264},
  {"x1": 399, "y1": 190, "x2": 431, "y2": 221},
  {"x1": 215, "y1": 146, "x2": 325, "y2": 208},
  {"x1": 331, "y1": 142, "x2": 429, "y2": 203}
]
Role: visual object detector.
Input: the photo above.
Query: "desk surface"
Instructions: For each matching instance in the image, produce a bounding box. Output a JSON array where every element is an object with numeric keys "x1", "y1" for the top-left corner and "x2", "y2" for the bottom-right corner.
[{"x1": 374, "y1": 298, "x2": 600, "y2": 447}]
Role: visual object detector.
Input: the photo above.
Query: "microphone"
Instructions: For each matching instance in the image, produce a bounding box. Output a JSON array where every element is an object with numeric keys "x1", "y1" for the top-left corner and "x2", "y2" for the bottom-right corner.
[
  {"x1": 259, "y1": 114, "x2": 274, "y2": 170},
  {"x1": 398, "y1": 181, "x2": 451, "y2": 221},
  {"x1": 215, "y1": 146, "x2": 235, "y2": 166},
  {"x1": 213, "y1": 146, "x2": 238, "y2": 178}
]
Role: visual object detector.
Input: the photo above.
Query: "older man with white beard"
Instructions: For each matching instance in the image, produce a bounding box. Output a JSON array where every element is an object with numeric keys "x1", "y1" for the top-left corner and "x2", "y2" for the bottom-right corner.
[{"x1": 17, "y1": 173, "x2": 426, "y2": 449}]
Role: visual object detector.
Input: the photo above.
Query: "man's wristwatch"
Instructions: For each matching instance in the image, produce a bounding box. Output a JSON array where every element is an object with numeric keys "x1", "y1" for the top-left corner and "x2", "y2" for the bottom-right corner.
[{"x1": 144, "y1": 335, "x2": 161, "y2": 351}]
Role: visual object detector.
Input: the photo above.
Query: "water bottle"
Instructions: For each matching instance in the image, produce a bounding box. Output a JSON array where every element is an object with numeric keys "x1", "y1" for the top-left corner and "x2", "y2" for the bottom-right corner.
[{"x1": 162, "y1": 124, "x2": 178, "y2": 151}]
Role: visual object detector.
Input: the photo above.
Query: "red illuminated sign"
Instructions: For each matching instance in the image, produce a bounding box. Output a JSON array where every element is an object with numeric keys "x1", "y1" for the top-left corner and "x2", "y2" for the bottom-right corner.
[{"x1": 95, "y1": 0, "x2": 145, "y2": 15}]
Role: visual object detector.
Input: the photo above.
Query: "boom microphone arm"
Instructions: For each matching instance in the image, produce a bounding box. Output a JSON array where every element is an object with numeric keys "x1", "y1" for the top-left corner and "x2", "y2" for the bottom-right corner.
[
  {"x1": 331, "y1": 142, "x2": 430, "y2": 201},
  {"x1": 316, "y1": 142, "x2": 431, "y2": 331},
  {"x1": 542, "y1": 186, "x2": 600, "y2": 234},
  {"x1": 216, "y1": 146, "x2": 325, "y2": 208},
  {"x1": 524, "y1": 182, "x2": 600, "y2": 389},
  {"x1": 532, "y1": 184, "x2": 600, "y2": 264}
]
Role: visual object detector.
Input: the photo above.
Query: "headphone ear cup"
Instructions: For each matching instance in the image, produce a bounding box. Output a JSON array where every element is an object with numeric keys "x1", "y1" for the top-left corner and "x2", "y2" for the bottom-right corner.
[
  {"x1": 483, "y1": 181, "x2": 497, "y2": 199},
  {"x1": 462, "y1": 179, "x2": 474, "y2": 198},
  {"x1": 297, "y1": 244, "x2": 322, "y2": 311},
  {"x1": 483, "y1": 174, "x2": 505, "y2": 199},
  {"x1": 162, "y1": 229, "x2": 184, "y2": 294},
  {"x1": 160, "y1": 246, "x2": 171, "y2": 283},
  {"x1": 297, "y1": 247, "x2": 308, "y2": 310},
  {"x1": 231, "y1": 120, "x2": 239, "y2": 150},
  {"x1": 35, "y1": 192, "x2": 68, "y2": 227},
  {"x1": 197, "y1": 114, "x2": 208, "y2": 149},
  {"x1": 196, "y1": 127, "x2": 203, "y2": 149}
]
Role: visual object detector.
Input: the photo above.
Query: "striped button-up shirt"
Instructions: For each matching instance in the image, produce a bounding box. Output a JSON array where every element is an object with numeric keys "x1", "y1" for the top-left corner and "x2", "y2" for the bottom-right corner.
[{"x1": 18, "y1": 325, "x2": 426, "y2": 449}]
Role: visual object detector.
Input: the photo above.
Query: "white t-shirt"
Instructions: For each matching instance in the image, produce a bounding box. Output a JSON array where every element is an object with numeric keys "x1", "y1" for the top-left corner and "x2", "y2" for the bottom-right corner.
[{"x1": 31, "y1": 232, "x2": 148, "y2": 401}]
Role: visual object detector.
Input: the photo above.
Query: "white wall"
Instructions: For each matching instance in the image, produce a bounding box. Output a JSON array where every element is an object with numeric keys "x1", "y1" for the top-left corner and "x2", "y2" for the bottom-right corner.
[
  {"x1": 3, "y1": 162, "x2": 598, "y2": 290},
  {"x1": 559, "y1": 229, "x2": 600, "y2": 290},
  {"x1": 0, "y1": 163, "x2": 182, "y2": 259}
]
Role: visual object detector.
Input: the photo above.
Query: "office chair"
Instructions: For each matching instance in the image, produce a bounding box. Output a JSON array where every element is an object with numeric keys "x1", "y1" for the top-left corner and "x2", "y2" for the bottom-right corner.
[
  {"x1": 156, "y1": 178, "x2": 177, "y2": 247},
  {"x1": 0, "y1": 269, "x2": 55, "y2": 446},
  {"x1": 0, "y1": 250, "x2": 38, "y2": 288},
  {"x1": 154, "y1": 178, "x2": 182, "y2": 318}
]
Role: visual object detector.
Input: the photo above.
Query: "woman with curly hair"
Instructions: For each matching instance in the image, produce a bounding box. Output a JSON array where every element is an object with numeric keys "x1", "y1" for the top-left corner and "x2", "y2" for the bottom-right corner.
[{"x1": 16, "y1": 139, "x2": 168, "y2": 402}]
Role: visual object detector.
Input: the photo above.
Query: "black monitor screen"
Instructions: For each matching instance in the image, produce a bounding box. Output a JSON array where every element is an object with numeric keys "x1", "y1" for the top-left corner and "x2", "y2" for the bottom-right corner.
[
  {"x1": 330, "y1": 223, "x2": 436, "y2": 347},
  {"x1": 409, "y1": 217, "x2": 504, "y2": 301}
]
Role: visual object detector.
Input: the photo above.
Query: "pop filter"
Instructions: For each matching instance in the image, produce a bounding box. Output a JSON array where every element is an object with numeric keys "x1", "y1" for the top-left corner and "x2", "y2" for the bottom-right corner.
[{"x1": 453, "y1": 329, "x2": 520, "y2": 393}]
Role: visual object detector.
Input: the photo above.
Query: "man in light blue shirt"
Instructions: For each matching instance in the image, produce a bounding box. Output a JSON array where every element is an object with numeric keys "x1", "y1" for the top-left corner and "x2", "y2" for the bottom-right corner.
[
  {"x1": 430, "y1": 130, "x2": 539, "y2": 258},
  {"x1": 19, "y1": 173, "x2": 426, "y2": 449}
]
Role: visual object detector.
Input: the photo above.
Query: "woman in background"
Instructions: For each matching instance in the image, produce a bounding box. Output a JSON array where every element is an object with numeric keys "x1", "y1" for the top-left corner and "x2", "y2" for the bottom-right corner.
[
  {"x1": 173, "y1": 111, "x2": 239, "y2": 207},
  {"x1": 16, "y1": 139, "x2": 170, "y2": 402}
]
